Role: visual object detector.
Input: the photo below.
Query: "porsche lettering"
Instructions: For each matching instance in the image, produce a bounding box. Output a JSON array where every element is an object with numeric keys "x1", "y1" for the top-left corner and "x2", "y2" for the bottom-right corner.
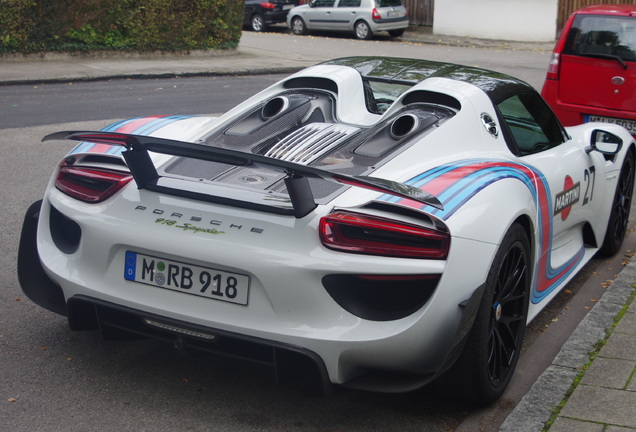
[{"x1": 135, "y1": 206, "x2": 264, "y2": 233}]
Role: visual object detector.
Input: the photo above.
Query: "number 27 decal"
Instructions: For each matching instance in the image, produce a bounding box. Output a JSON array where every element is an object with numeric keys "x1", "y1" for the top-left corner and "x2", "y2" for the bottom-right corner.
[{"x1": 583, "y1": 166, "x2": 595, "y2": 205}]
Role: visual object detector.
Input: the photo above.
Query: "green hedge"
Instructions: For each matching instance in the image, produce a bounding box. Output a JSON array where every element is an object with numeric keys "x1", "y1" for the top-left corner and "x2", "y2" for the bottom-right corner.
[{"x1": 0, "y1": 0, "x2": 243, "y2": 54}]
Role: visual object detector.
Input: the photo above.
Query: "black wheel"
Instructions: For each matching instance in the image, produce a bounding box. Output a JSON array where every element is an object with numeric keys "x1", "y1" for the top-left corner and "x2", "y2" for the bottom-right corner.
[
  {"x1": 250, "y1": 14, "x2": 265, "y2": 32},
  {"x1": 388, "y1": 29, "x2": 404, "y2": 37},
  {"x1": 291, "y1": 16, "x2": 307, "y2": 35},
  {"x1": 354, "y1": 20, "x2": 372, "y2": 40},
  {"x1": 599, "y1": 150, "x2": 635, "y2": 256},
  {"x1": 439, "y1": 223, "x2": 530, "y2": 405}
]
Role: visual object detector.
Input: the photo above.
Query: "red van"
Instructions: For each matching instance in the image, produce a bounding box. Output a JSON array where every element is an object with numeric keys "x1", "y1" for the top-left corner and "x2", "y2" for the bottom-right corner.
[{"x1": 541, "y1": 5, "x2": 636, "y2": 134}]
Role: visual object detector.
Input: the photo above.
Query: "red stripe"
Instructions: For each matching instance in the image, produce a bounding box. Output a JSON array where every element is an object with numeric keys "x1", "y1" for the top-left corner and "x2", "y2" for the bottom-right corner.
[
  {"x1": 114, "y1": 116, "x2": 167, "y2": 134},
  {"x1": 87, "y1": 144, "x2": 113, "y2": 153}
]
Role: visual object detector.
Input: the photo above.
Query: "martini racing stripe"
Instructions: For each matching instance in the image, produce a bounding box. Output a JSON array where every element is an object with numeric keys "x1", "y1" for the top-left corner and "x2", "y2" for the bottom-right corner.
[
  {"x1": 379, "y1": 159, "x2": 584, "y2": 304},
  {"x1": 69, "y1": 115, "x2": 194, "y2": 156}
]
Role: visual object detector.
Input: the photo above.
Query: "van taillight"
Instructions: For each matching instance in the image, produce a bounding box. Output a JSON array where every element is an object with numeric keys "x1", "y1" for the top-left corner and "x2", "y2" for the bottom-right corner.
[
  {"x1": 546, "y1": 52, "x2": 560, "y2": 80},
  {"x1": 56, "y1": 165, "x2": 133, "y2": 203},
  {"x1": 319, "y1": 211, "x2": 450, "y2": 259}
]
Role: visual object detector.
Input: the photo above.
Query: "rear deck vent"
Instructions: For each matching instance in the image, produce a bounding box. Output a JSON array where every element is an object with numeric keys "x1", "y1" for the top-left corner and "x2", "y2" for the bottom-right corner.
[{"x1": 264, "y1": 123, "x2": 360, "y2": 165}]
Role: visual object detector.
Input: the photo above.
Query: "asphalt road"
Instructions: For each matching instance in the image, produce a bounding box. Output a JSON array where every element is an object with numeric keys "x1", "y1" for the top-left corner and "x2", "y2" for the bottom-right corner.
[{"x1": 0, "y1": 32, "x2": 632, "y2": 432}]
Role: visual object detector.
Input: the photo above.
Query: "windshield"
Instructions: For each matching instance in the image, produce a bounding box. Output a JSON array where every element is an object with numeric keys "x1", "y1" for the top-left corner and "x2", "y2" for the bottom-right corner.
[
  {"x1": 364, "y1": 79, "x2": 412, "y2": 114},
  {"x1": 564, "y1": 14, "x2": 636, "y2": 62}
]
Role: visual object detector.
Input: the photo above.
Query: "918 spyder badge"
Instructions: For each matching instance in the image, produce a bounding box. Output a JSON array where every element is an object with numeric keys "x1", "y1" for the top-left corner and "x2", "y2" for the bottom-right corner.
[{"x1": 554, "y1": 176, "x2": 580, "y2": 220}]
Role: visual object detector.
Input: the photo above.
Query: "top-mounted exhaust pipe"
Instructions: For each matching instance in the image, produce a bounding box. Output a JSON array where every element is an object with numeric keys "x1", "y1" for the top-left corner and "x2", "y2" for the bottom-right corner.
[
  {"x1": 261, "y1": 96, "x2": 290, "y2": 120},
  {"x1": 390, "y1": 114, "x2": 420, "y2": 140}
]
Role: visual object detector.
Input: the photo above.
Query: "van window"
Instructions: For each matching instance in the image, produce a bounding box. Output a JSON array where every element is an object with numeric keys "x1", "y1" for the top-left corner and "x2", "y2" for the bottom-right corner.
[{"x1": 564, "y1": 15, "x2": 636, "y2": 62}]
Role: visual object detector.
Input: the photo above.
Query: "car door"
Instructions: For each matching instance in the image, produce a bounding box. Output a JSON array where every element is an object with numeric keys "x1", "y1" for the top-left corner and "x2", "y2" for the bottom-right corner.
[
  {"x1": 496, "y1": 91, "x2": 603, "y2": 302},
  {"x1": 330, "y1": 0, "x2": 362, "y2": 31},
  {"x1": 303, "y1": 0, "x2": 337, "y2": 30}
]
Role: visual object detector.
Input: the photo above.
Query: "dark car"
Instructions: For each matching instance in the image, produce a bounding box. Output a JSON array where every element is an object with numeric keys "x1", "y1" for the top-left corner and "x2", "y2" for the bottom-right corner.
[{"x1": 244, "y1": 0, "x2": 298, "y2": 32}]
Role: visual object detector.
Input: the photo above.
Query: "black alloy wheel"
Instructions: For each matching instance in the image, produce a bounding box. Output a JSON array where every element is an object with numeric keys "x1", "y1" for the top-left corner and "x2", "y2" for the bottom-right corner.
[
  {"x1": 485, "y1": 232, "x2": 529, "y2": 388},
  {"x1": 599, "y1": 150, "x2": 635, "y2": 257},
  {"x1": 437, "y1": 223, "x2": 530, "y2": 405}
]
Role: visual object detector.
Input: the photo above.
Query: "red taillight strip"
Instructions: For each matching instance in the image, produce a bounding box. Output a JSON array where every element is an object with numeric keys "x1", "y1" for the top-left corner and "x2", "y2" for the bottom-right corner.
[
  {"x1": 319, "y1": 211, "x2": 450, "y2": 259},
  {"x1": 55, "y1": 166, "x2": 133, "y2": 203},
  {"x1": 545, "y1": 52, "x2": 560, "y2": 80}
]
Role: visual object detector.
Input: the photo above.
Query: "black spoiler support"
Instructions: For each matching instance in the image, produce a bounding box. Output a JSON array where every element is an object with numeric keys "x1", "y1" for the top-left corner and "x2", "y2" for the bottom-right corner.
[{"x1": 44, "y1": 131, "x2": 443, "y2": 218}]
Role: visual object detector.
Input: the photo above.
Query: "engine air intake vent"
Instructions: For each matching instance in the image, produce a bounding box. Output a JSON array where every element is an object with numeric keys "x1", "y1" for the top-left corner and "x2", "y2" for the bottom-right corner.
[{"x1": 265, "y1": 123, "x2": 359, "y2": 165}]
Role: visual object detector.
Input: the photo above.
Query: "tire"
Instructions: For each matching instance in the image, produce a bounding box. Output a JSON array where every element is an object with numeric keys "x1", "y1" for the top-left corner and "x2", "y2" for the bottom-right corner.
[
  {"x1": 250, "y1": 14, "x2": 265, "y2": 32},
  {"x1": 598, "y1": 150, "x2": 635, "y2": 257},
  {"x1": 354, "y1": 20, "x2": 372, "y2": 40},
  {"x1": 388, "y1": 29, "x2": 404, "y2": 37},
  {"x1": 291, "y1": 16, "x2": 307, "y2": 35},
  {"x1": 438, "y1": 223, "x2": 531, "y2": 405}
]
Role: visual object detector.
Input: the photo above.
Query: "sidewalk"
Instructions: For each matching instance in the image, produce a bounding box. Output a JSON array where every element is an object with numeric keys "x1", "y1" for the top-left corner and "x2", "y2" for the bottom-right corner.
[
  {"x1": 0, "y1": 27, "x2": 555, "y2": 86},
  {"x1": 501, "y1": 256, "x2": 636, "y2": 432},
  {"x1": 1, "y1": 28, "x2": 634, "y2": 432}
]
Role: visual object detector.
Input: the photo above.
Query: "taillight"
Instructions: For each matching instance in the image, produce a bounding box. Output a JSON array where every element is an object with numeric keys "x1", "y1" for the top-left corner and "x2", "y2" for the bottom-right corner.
[
  {"x1": 372, "y1": 8, "x2": 381, "y2": 20},
  {"x1": 56, "y1": 165, "x2": 133, "y2": 203},
  {"x1": 546, "y1": 52, "x2": 560, "y2": 80},
  {"x1": 319, "y1": 211, "x2": 450, "y2": 259},
  {"x1": 260, "y1": 2, "x2": 276, "y2": 9}
]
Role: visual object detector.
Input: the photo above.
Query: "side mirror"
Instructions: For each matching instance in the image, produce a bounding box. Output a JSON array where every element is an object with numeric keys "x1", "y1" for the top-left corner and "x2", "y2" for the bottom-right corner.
[{"x1": 588, "y1": 129, "x2": 622, "y2": 155}]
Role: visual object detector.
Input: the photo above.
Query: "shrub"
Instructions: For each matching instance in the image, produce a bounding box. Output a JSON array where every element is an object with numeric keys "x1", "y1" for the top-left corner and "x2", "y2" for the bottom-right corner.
[
  {"x1": 0, "y1": 0, "x2": 36, "y2": 51},
  {"x1": 0, "y1": 0, "x2": 243, "y2": 53}
]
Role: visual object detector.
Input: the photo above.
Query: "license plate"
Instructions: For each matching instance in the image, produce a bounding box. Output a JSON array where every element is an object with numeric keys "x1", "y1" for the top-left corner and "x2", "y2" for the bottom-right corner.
[
  {"x1": 585, "y1": 115, "x2": 636, "y2": 133},
  {"x1": 124, "y1": 251, "x2": 250, "y2": 305},
  {"x1": 283, "y1": 4, "x2": 294, "y2": 9},
  {"x1": 387, "y1": 10, "x2": 400, "y2": 17}
]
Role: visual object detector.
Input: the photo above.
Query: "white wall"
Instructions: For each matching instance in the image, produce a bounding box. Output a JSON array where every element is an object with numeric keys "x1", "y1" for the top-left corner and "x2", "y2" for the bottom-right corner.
[{"x1": 433, "y1": 0, "x2": 558, "y2": 42}]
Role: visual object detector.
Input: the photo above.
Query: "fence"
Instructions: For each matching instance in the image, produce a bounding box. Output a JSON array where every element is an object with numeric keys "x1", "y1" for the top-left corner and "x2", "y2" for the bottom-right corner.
[{"x1": 402, "y1": 0, "x2": 434, "y2": 26}]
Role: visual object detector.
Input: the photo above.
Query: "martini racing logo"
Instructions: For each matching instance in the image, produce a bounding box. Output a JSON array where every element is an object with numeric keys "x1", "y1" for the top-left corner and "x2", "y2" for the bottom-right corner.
[{"x1": 554, "y1": 176, "x2": 580, "y2": 221}]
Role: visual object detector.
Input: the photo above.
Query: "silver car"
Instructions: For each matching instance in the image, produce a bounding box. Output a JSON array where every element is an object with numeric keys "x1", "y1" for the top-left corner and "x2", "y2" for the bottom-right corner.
[{"x1": 287, "y1": 0, "x2": 409, "y2": 40}]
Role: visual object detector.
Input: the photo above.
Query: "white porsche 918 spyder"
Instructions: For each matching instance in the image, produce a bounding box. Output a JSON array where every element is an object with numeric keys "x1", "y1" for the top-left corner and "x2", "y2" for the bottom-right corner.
[{"x1": 18, "y1": 57, "x2": 635, "y2": 405}]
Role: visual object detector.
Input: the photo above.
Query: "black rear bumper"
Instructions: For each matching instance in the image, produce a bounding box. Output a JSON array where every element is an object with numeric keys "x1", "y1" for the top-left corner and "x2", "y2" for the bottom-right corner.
[
  {"x1": 66, "y1": 295, "x2": 333, "y2": 393},
  {"x1": 17, "y1": 200, "x2": 68, "y2": 316}
]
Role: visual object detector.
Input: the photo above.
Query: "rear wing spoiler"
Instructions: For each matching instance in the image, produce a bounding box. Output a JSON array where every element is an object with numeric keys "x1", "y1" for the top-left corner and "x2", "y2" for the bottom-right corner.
[{"x1": 44, "y1": 131, "x2": 443, "y2": 218}]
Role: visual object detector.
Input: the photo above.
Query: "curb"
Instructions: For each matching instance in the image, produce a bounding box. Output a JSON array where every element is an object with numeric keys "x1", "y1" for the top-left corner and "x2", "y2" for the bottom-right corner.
[{"x1": 500, "y1": 256, "x2": 636, "y2": 432}]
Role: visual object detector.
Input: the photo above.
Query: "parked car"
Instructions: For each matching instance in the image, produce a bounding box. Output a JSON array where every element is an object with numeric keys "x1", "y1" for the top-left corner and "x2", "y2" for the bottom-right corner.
[
  {"x1": 542, "y1": 4, "x2": 636, "y2": 134},
  {"x1": 19, "y1": 56, "x2": 635, "y2": 405},
  {"x1": 287, "y1": 0, "x2": 408, "y2": 40},
  {"x1": 244, "y1": 0, "x2": 297, "y2": 32}
]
